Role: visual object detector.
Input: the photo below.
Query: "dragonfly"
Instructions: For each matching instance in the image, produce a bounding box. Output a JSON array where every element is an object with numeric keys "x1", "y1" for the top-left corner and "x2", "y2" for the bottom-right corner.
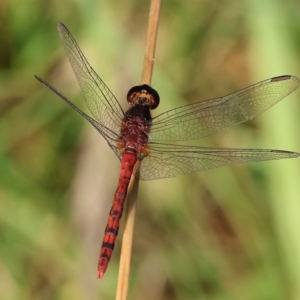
[{"x1": 35, "y1": 22, "x2": 300, "y2": 279}]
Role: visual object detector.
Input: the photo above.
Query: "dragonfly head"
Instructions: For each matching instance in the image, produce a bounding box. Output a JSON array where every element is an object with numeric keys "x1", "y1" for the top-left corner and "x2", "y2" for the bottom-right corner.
[{"x1": 127, "y1": 84, "x2": 160, "y2": 110}]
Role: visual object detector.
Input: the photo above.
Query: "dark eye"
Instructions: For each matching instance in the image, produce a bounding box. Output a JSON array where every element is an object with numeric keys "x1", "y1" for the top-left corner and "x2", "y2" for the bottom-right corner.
[
  {"x1": 126, "y1": 84, "x2": 160, "y2": 109},
  {"x1": 126, "y1": 85, "x2": 142, "y2": 101},
  {"x1": 145, "y1": 85, "x2": 160, "y2": 110}
]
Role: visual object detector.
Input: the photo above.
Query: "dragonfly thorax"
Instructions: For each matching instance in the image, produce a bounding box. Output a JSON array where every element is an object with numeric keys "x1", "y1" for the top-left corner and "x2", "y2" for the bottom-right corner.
[{"x1": 118, "y1": 104, "x2": 152, "y2": 157}]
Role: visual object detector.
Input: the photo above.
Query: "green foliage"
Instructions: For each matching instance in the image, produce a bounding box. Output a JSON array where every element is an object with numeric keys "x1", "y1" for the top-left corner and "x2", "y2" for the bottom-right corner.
[{"x1": 1, "y1": 0, "x2": 300, "y2": 299}]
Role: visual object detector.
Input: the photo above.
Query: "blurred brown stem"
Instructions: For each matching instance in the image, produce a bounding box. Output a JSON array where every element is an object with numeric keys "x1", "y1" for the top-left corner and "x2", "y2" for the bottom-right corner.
[
  {"x1": 115, "y1": 1, "x2": 161, "y2": 300},
  {"x1": 141, "y1": 0, "x2": 161, "y2": 85}
]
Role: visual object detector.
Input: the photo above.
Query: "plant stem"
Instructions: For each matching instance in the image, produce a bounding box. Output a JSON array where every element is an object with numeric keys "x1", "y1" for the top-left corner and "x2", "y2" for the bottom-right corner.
[{"x1": 115, "y1": 0, "x2": 161, "y2": 299}]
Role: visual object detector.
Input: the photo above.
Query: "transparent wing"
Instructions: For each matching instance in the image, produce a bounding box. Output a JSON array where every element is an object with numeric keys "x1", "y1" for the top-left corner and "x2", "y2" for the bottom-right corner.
[
  {"x1": 57, "y1": 22, "x2": 124, "y2": 135},
  {"x1": 35, "y1": 75, "x2": 122, "y2": 161},
  {"x1": 139, "y1": 143, "x2": 300, "y2": 180},
  {"x1": 150, "y1": 75, "x2": 299, "y2": 141}
]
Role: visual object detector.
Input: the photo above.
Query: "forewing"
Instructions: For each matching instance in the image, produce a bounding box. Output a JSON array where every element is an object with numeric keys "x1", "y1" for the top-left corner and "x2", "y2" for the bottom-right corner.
[
  {"x1": 35, "y1": 75, "x2": 122, "y2": 161},
  {"x1": 139, "y1": 143, "x2": 300, "y2": 180},
  {"x1": 57, "y1": 22, "x2": 124, "y2": 135},
  {"x1": 150, "y1": 75, "x2": 299, "y2": 141}
]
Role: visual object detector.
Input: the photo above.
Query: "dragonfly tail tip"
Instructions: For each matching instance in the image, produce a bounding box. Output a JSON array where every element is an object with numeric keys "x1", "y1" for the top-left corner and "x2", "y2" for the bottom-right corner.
[{"x1": 97, "y1": 269, "x2": 104, "y2": 279}]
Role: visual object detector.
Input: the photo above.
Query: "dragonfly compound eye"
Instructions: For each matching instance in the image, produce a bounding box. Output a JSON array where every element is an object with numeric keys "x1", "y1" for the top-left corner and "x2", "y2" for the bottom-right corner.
[{"x1": 127, "y1": 85, "x2": 160, "y2": 109}]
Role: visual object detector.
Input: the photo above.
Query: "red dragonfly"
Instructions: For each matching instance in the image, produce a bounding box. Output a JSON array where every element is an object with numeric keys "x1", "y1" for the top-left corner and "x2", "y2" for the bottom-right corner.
[{"x1": 35, "y1": 23, "x2": 300, "y2": 279}]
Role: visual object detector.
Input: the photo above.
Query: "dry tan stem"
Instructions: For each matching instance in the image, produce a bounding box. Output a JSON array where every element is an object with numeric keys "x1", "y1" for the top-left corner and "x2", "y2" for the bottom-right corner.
[
  {"x1": 115, "y1": 1, "x2": 161, "y2": 299},
  {"x1": 141, "y1": 0, "x2": 161, "y2": 85},
  {"x1": 115, "y1": 162, "x2": 140, "y2": 300}
]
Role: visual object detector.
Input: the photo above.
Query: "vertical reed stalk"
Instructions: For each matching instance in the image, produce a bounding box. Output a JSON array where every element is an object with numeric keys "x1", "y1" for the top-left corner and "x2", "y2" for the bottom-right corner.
[{"x1": 115, "y1": 1, "x2": 161, "y2": 299}]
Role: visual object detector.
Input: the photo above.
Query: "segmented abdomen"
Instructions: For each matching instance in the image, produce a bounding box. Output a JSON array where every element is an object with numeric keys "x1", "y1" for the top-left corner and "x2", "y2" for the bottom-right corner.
[{"x1": 97, "y1": 151, "x2": 137, "y2": 278}]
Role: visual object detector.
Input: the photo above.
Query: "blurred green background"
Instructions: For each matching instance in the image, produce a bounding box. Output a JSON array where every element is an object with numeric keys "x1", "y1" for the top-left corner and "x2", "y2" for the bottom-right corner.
[{"x1": 1, "y1": 0, "x2": 300, "y2": 299}]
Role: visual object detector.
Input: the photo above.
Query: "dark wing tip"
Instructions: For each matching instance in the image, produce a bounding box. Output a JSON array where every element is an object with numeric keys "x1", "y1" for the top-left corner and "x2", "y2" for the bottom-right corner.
[
  {"x1": 270, "y1": 149, "x2": 300, "y2": 158},
  {"x1": 34, "y1": 75, "x2": 43, "y2": 83},
  {"x1": 57, "y1": 22, "x2": 68, "y2": 33},
  {"x1": 271, "y1": 75, "x2": 294, "y2": 82},
  {"x1": 271, "y1": 75, "x2": 291, "y2": 82}
]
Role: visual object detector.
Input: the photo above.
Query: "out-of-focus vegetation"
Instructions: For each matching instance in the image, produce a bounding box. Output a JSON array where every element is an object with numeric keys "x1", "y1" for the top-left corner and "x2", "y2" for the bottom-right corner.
[{"x1": 1, "y1": 0, "x2": 300, "y2": 299}]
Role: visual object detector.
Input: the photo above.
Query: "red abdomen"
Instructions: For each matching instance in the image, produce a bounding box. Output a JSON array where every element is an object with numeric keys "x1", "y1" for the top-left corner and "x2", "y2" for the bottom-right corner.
[{"x1": 97, "y1": 151, "x2": 137, "y2": 278}]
